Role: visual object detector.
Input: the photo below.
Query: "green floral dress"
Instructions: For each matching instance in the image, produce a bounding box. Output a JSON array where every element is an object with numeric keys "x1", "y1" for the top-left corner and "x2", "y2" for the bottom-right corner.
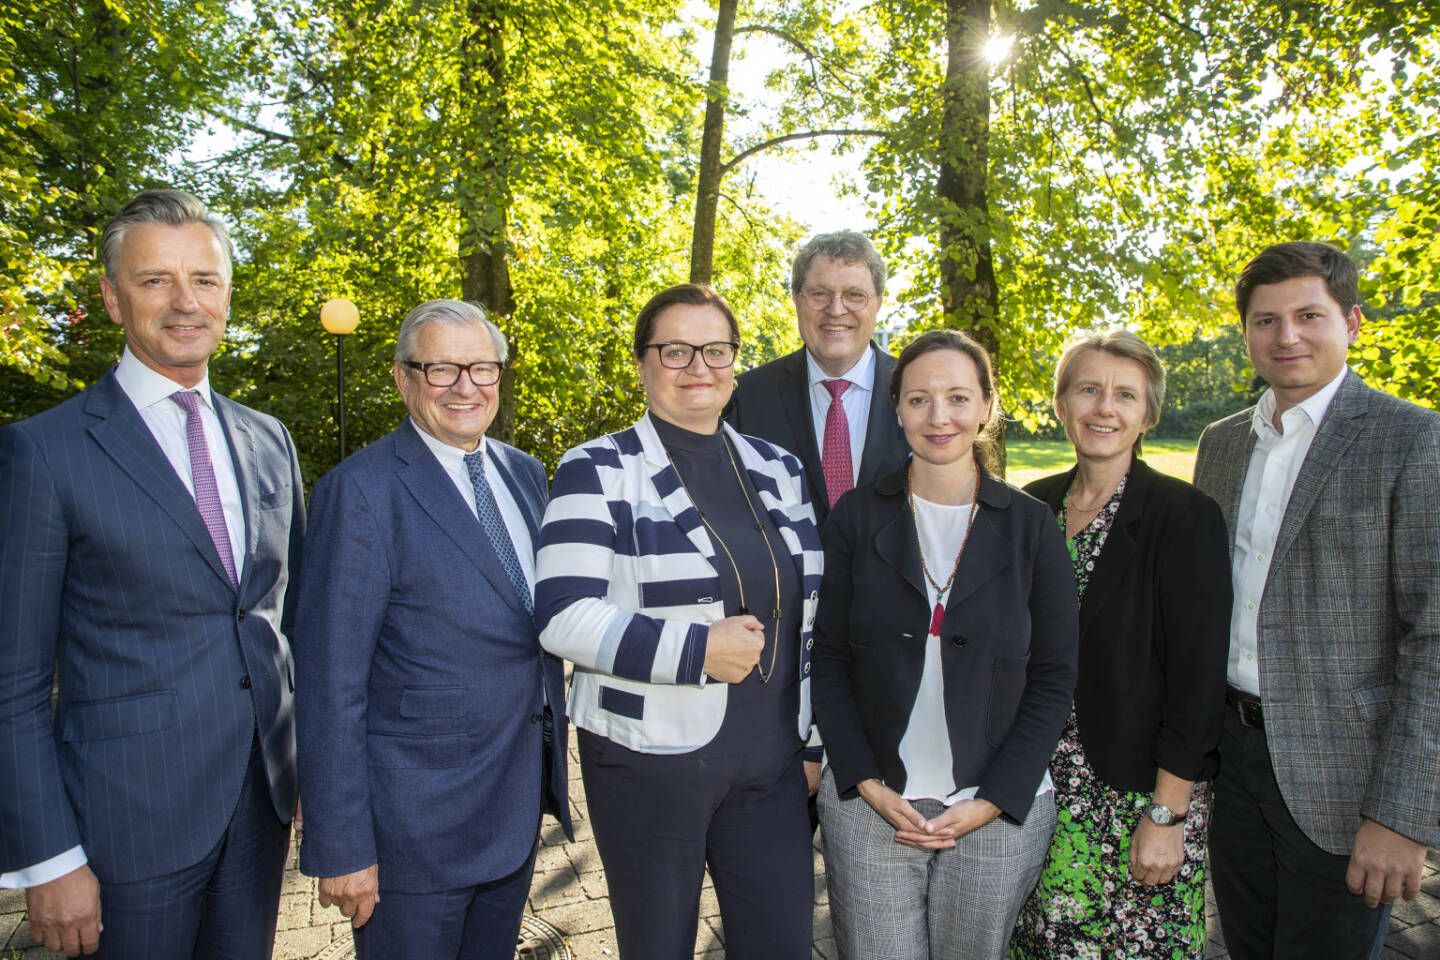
[{"x1": 1010, "y1": 474, "x2": 1211, "y2": 960}]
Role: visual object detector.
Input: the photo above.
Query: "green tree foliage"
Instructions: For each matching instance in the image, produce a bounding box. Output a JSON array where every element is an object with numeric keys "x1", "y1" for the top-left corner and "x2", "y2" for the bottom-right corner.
[
  {"x1": 0, "y1": 0, "x2": 259, "y2": 423},
  {"x1": 859, "y1": 0, "x2": 1440, "y2": 445}
]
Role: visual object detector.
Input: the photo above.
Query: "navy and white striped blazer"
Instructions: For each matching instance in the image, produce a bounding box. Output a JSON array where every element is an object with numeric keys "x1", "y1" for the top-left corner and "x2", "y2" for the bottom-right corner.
[{"x1": 536, "y1": 413, "x2": 823, "y2": 753}]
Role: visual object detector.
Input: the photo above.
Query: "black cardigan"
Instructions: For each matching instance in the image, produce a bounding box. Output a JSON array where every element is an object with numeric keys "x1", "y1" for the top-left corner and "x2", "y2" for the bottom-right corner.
[
  {"x1": 1024, "y1": 456, "x2": 1231, "y2": 793},
  {"x1": 811, "y1": 465, "x2": 1078, "y2": 823}
]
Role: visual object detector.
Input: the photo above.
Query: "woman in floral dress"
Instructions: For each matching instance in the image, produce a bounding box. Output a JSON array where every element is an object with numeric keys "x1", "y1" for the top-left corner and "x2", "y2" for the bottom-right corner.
[{"x1": 1010, "y1": 330, "x2": 1232, "y2": 959}]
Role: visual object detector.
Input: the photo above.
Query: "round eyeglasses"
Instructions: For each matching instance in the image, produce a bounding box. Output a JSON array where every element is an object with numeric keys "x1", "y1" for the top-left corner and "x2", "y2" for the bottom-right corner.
[
  {"x1": 801, "y1": 288, "x2": 873, "y2": 312},
  {"x1": 642, "y1": 341, "x2": 739, "y2": 369},
  {"x1": 404, "y1": 360, "x2": 504, "y2": 387}
]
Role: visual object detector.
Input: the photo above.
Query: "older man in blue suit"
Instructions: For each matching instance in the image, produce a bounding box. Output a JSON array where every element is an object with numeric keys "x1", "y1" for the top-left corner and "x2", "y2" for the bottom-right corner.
[
  {"x1": 0, "y1": 190, "x2": 305, "y2": 957},
  {"x1": 293, "y1": 300, "x2": 570, "y2": 960}
]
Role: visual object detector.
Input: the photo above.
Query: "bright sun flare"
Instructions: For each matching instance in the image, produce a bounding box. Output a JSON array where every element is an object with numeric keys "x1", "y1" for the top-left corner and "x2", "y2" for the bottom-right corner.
[{"x1": 984, "y1": 34, "x2": 1013, "y2": 64}]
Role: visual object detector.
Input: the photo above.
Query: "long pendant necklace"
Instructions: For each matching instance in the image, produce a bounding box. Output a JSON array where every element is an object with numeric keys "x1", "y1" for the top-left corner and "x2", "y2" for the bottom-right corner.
[
  {"x1": 671, "y1": 434, "x2": 785, "y2": 682},
  {"x1": 906, "y1": 462, "x2": 981, "y2": 637}
]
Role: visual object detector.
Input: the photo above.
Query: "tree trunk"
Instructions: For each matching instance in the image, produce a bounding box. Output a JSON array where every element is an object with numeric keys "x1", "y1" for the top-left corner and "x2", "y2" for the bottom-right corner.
[
  {"x1": 689, "y1": 0, "x2": 739, "y2": 285},
  {"x1": 937, "y1": 0, "x2": 1004, "y2": 474},
  {"x1": 460, "y1": 0, "x2": 518, "y2": 443}
]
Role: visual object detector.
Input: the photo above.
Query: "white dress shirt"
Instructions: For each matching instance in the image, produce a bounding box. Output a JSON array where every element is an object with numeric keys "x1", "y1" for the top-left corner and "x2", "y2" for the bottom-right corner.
[
  {"x1": 1, "y1": 349, "x2": 247, "y2": 889},
  {"x1": 412, "y1": 426, "x2": 536, "y2": 594},
  {"x1": 806, "y1": 347, "x2": 876, "y2": 485},
  {"x1": 898, "y1": 496, "x2": 1053, "y2": 805},
  {"x1": 1227, "y1": 367, "x2": 1349, "y2": 695}
]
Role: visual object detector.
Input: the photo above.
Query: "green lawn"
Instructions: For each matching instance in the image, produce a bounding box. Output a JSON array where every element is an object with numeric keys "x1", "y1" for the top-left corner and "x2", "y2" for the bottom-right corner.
[{"x1": 1005, "y1": 437, "x2": 1198, "y2": 489}]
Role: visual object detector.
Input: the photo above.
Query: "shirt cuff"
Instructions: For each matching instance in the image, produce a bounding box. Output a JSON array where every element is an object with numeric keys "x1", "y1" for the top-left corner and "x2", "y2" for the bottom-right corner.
[{"x1": 0, "y1": 846, "x2": 88, "y2": 889}]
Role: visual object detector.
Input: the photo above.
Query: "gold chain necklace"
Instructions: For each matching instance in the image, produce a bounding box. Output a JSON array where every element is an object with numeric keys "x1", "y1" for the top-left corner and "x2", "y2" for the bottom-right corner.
[
  {"x1": 906, "y1": 462, "x2": 981, "y2": 637},
  {"x1": 670, "y1": 433, "x2": 784, "y2": 683}
]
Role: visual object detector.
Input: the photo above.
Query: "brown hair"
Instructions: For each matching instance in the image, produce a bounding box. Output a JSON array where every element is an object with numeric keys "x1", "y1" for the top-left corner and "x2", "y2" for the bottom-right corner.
[
  {"x1": 1235, "y1": 241, "x2": 1359, "y2": 322},
  {"x1": 1053, "y1": 329, "x2": 1165, "y2": 453},
  {"x1": 632, "y1": 283, "x2": 740, "y2": 359},
  {"x1": 889, "y1": 329, "x2": 1001, "y2": 470}
]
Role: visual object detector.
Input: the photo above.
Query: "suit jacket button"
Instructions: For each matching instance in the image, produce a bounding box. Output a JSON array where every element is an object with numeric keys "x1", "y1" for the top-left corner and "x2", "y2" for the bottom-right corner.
[
  {"x1": 236, "y1": 609, "x2": 247, "y2": 622},
  {"x1": 240, "y1": 676, "x2": 251, "y2": 689},
  {"x1": 531, "y1": 713, "x2": 543, "y2": 723}
]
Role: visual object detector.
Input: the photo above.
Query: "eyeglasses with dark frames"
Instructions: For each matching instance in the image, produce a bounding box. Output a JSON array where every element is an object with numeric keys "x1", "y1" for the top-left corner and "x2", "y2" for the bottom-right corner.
[
  {"x1": 642, "y1": 341, "x2": 740, "y2": 369},
  {"x1": 801, "y1": 288, "x2": 873, "y2": 312},
  {"x1": 404, "y1": 360, "x2": 504, "y2": 387}
]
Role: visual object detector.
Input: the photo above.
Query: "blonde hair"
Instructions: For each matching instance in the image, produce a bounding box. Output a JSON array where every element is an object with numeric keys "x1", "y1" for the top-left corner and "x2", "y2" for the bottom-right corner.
[{"x1": 1053, "y1": 329, "x2": 1166, "y2": 452}]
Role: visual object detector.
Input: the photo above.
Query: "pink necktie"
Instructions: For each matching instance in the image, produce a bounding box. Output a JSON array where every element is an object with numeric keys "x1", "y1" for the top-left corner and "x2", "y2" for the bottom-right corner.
[
  {"x1": 172, "y1": 391, "x2": 238, "y2": 589},
  {"x1": 822, "y1": 379, "x2": 854, "y2": 508}
]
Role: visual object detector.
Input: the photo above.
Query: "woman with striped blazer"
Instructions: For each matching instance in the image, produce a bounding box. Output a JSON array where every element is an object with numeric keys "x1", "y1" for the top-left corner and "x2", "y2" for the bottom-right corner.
[{"x1": 535, "y1": 283, "x2": 823, "y2": 960}]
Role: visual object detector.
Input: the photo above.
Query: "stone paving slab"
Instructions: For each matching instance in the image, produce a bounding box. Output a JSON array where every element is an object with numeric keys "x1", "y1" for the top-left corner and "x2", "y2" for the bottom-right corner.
[{"x1": 6, "y1": 727, "x2": 1439, "y2": 958}]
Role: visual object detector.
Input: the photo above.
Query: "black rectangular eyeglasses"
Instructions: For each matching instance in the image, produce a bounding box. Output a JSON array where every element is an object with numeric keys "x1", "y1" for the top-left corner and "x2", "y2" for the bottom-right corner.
[
  {"x1": 642, "y1": 341, "x2": 739, "y2": 369},
  {"x1": 404, "y1": 360, "x2": 504, "y2": 387}
]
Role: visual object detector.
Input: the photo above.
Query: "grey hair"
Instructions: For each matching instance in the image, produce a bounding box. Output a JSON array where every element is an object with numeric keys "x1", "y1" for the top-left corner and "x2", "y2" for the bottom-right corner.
[
  {"x1": 101, "y1": 189, "x2": 234, "y2": 281},
  {"x1": 394, "y1": 299, "x2": 508, "y2": 365},
  {"x1": 790, "y1": 230, "x2": 887, "y2": 298},
  {"x1": 1053, "y1": 328, "x2": 1167, "y2": 450}
]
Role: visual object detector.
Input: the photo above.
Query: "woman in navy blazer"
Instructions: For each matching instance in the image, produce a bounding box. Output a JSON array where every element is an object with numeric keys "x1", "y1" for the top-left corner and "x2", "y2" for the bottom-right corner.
[
  {"x1": 811, "y1": 330, "x2": 1078, "y2": 960},
  {"x1": 1010, "y1": 330, "x2": 1231, "y2": 960}
]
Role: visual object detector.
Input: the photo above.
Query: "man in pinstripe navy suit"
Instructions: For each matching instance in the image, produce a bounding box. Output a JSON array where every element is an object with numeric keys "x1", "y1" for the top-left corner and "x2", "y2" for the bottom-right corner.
[{"x1": 0, "y1": 190, "x2": 305, "y2": 958}]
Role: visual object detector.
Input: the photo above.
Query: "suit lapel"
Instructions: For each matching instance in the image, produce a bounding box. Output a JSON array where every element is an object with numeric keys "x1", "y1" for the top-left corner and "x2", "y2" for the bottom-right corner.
[
  {"x1": 946, "y1": 474, "x2": 1015, "y2": 610},
  {"x1": 213, "y1": 395, "x2": 257, "y2": 593},
  {"x1": 84, "y1": 372, "x2": 236, "y2": 590},
  {"x1": 1204, "y1": 415, "x2": 1255, "y2": 559},
  {"x1": 778, "y1": 350, "x2": 827, "y2": 511},
  {"x1": 1270, "y1": 372, "x2": 1368, "y2": 573},
  {"x1": 394, "y1": 421, "x2": 530, "y2": 619},
  {"x1": 635, "y1": 414, "x2": 718, "y2": 563},
  {"x1": 487, "y1": 443, "x2": 542, "y2": 544},
  {"x1": 1075, "y1": 459, "x2": 1147, "y2": 637},
  {"x1": 857, "y1": 347, "x2": 896, "y2": 487},
  {"x1": 873, "y1": 490, "x2": 928, "y2": 603}
]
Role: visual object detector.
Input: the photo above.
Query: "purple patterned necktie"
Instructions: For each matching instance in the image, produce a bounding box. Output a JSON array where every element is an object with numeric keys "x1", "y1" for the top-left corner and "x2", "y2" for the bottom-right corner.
[{"x1": 172, "y1": 390, "x2": 238, "y2": 589}]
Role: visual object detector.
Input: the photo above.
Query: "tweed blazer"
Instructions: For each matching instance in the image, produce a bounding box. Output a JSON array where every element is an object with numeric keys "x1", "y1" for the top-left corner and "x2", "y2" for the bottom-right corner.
[
  {"x1": 726, "y1": 344, "x2": 910, "y2": 528},
  {"x1": 535, "y1": 413, "x2": 824, "y2": 753},
  {"x1": 1194, "y1": 369, "x2": 1440, "y2": 853}
]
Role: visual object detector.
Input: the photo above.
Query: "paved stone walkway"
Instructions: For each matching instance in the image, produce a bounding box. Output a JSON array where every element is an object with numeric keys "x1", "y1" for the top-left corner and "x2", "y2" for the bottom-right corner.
[{"x1": 5, "y1": 727, "x2": 1439, "y2": 958}]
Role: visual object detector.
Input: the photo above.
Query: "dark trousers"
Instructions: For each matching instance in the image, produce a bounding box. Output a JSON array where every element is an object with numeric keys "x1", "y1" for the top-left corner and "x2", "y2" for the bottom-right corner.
[
  {"x1": 95, "y1": 736, "x2": 290, "y2": 960},
  {"x1": 352, "y1": 843, "x2": 537, "y2": 960},
  {"x1": 579, "y1": 730, "x2": 813, "y2": 960},
  {"x1": 1211, "y1": 708, "x2": 1391, "y2": 960}
]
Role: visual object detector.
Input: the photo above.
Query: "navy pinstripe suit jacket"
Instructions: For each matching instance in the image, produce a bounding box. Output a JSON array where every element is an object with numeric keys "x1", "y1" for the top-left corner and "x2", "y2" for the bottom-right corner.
[{"x1": 0, "y1": 369, "x2": 304, "y2": 883}]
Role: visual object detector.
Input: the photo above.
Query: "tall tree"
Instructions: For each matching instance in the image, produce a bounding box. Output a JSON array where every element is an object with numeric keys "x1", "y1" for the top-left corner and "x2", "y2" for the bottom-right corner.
[
  {"x1": 0, "y1": 0, "x2": 255, "y2": 421},
  {"x1": 861, "y1": 0, "x2": 1440, "y2": 458}
]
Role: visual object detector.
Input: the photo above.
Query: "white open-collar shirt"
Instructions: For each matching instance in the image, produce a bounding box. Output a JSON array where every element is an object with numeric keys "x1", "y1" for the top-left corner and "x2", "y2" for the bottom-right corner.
[{"x1": 1228, "y1": 366, "x2": 1349, "y2": 695}]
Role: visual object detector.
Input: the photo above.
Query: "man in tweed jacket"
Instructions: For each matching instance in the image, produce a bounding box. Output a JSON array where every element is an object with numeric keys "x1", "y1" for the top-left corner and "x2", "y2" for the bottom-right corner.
[{"x1": 1194, "y1": 241, "x2": 1440, "y2": 960}]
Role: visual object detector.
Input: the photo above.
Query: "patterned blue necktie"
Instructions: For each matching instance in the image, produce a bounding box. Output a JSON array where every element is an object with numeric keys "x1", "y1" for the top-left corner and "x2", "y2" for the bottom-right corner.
[{"x1": 464, "y1": 450, "x2": 533, "y2": 616}]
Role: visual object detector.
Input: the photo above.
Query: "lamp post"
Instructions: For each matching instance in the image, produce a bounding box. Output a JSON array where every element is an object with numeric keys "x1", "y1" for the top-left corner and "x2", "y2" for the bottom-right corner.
[{"x1": 319, "y1": 298, "x2": 359, "y2": 461}]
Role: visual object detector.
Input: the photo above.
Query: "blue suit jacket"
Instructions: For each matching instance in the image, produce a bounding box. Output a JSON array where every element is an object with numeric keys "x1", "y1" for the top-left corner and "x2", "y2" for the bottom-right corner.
[
  {"x1": 293, "y1": 419, "x2": 571, "y2": 895},
  {"x1": 0, "y1": 370, "x2": 304, "y2": 883}
]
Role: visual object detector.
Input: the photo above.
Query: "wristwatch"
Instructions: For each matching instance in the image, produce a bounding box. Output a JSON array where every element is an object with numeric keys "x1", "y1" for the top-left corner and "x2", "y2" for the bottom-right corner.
[{"x1": 1146, "y1": 803, "x2": 1187, "y2": 826}]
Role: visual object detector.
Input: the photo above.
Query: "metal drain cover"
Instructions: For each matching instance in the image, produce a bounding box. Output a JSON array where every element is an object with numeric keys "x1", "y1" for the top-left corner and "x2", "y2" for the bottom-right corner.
[
  {"x1": 517, "y1": 915, "x2": 572, "y2": 958},
  {"x1": 310, "y1": 914, "x2": 571, "y2": 960}
]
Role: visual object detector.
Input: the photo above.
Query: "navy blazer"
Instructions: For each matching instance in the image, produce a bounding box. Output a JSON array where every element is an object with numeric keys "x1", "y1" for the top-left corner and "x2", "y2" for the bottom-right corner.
[
  {"x1": 811, "y1": 466, "x2": 1078, "y2": 822},
  {"x1": 293, "y1": 419, "x2": 570, "y2": 895},
  {"x1": 726, "y1": 344, "x2": 909, "y2": 527},
  {"x1": 0, "y1": 370, "x2": 304, "y2": 882},
  {"x1": 1025, "y1": 457, "x2": 1231, "y2": 793}
]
